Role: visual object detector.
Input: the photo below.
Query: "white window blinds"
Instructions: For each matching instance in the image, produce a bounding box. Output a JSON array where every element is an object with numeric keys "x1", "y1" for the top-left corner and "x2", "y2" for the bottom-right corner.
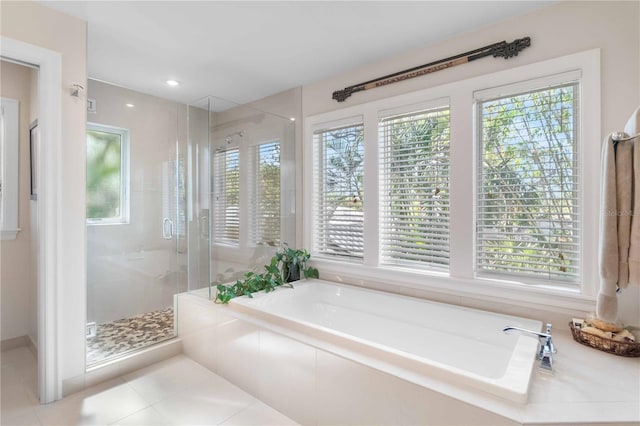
[
  {"x1": 313, "y1": 122, "x2": 364, "y2": 260},
  {"x1": 379, "y1": 107, "x2": 450, "y2": 269},
  {"x1": 213, "y1": 148, "x2": 240, "y2": 244},
  {"x1": 162, "y1": 158, "x2": 186, "y2": 237},
  {"x1": 476, "y1": 82, "x2": 580, "y2": 282},
  {"x1": 249, "y1": 141, "x2": 281, "y2": 246}
]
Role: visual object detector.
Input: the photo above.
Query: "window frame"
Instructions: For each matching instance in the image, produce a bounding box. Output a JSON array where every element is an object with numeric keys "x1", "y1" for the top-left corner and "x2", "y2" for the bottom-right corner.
[
  {"x1": 211, "y1": 135, "x2": 287, "y2": 254},
  {"x1": 303, "y1": 49, "x2": 600, "y2": 313},
  {"x1": 212, "y1": 147, "x2": 241, "y2": 245},
  {"x1": 86, "y1": 122, "x2": 130, "y2": 226},
  {"x1": 312, "y1": 119, "x2": 366, "y2": 262},
  {"x1": 474, "y1": 73, "x2": 582, "y2": 286},
  {"x1": 378, "y1": 101, "x2": 451, "y2": 271}
]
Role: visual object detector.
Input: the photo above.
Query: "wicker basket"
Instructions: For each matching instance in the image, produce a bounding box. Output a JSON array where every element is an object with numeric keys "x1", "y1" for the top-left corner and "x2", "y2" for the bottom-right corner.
[{"x1": 569, "y1": 322, "x2": 640, "y2": 357}]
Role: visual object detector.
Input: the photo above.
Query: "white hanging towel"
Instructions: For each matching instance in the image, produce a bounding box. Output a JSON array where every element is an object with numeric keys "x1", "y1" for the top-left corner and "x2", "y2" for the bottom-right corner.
[
  {"x1": 597, "y1": 106, "x2": 640, "y2": 323},
  {"x1": 597, "y1": 136, "x2": 632, "y2": 322}
]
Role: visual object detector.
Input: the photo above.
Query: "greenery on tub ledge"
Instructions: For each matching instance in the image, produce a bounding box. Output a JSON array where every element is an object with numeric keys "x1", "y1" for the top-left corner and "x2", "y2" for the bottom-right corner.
[{"x1": 215, "y1": 244, "x2": 319, "y2": 304}]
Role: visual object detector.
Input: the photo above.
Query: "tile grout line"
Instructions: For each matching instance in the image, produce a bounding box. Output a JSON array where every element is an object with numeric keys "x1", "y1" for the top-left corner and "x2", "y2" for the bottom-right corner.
[{"x1": 215, "y1": 400, "x2": 258, "y2": 426}]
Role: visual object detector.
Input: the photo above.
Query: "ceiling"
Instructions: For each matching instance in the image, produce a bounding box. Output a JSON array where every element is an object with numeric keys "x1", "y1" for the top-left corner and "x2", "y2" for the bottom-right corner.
[{"x1": 40, "y1": 1, "x2": 553, "y2": 106}]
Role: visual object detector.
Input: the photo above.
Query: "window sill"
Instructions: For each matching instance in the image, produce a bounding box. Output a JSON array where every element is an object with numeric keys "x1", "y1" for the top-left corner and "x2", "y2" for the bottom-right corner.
[
  {"x1": 1, "y1": 228, "x2": 21, "y2": 240},
  {"x1": 86, "y1": 220, "x2": 129, "y2": 227},
  {"x1": 311, "y1": 258, "x2": 595, "y2": 315}
]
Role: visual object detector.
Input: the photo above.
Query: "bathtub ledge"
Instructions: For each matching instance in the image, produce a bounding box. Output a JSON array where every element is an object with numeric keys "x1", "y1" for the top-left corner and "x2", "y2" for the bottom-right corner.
[
  {"x1": 226, "y1": 298, "x2": 640, "y2": 425},
  {"x1": 178, "y1": 288, "x2": 639, "y2": 425}
]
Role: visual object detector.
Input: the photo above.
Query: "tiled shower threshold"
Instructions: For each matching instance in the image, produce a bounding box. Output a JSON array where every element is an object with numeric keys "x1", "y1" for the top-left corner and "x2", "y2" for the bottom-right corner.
[{"x1": 86, "y1": 307, "x2": 175, "y2": 366}]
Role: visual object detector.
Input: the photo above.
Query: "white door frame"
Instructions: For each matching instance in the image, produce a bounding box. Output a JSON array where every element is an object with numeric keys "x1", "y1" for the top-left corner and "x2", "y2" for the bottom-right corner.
[{"x1": 1, "y1": 36, "x2": 63, "y2": 403}]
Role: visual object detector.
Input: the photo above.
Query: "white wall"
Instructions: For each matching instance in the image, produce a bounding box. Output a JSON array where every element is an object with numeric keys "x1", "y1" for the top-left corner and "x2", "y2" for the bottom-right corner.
[
  {"x1": 0, "y1": 0, "x2": 88, "y2": 382},
  {"x1": 303, "y1": 1, "x2": 639, "y2": 120},
  {"x1": 301, "y1": 1, "x2": 640, "y2": 325},
  {"x1": 0, "y1": 60, "x2": 37, "y2": 345}
]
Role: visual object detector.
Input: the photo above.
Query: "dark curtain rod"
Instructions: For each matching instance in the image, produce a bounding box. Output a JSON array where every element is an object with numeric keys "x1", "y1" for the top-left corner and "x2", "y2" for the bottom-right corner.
[{"x1": 332, "y1": 37, "x2": 531, "y2": 102}]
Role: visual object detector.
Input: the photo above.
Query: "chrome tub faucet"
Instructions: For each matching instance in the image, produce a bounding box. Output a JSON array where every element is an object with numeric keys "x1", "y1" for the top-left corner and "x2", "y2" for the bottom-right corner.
[{"x1": 503, "y1": 323, "x2": 556, "y2": 374}]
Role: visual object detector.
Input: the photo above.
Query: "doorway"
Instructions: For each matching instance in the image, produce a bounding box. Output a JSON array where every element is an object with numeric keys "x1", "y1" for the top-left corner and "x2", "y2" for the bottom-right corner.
[
  {"x1": 1, "y1": 35, "x2": 63, "y2": 404},
  {"x1": 0, "y1": 59, "x2": 40, "y2": 420}
]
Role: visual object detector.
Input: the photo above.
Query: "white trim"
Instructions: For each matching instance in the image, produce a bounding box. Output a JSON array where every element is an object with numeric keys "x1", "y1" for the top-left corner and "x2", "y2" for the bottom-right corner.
[
  {"x1": 472, "y1": 69, "x2": 583, "y2": 101},
  {"x1": 1, "y1": 36, "x2": 63, "y2": 403},
  {"x1": 577, "y1": 49, "x2": 601, "y2": 298},
  {"x1": 0, "y1": 229, "x2": 21, "y2": 239},
  {"x1": 303, "y1": 49, "x2": 601, "y2": 315},
  {"x1": 310, "y1": 115, "x2": 363, "y2": 134},
  {"x1": 0, "y1": 98, "x2": 20, "y2": 240},
  {"x1": 377, "y1": 96, "x2": 449, "y2": 120}
]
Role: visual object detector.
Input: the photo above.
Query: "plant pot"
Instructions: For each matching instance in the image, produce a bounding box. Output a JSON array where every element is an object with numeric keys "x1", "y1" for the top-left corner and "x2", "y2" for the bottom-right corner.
[{"x1": 283, "y1": 262, "x2": 300, "y2": 282}]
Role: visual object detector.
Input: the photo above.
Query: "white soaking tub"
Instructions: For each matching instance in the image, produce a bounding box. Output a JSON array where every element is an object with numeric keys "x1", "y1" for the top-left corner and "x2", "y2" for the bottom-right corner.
[{"x1": 229, "y1": 279, "x2": 542, "y2": 403}]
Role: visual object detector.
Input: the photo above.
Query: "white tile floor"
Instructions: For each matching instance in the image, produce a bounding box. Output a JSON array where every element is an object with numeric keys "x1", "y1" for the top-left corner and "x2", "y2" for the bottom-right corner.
[{"x1": 1, "y1": 346, "x2": 297, "y2": 426}]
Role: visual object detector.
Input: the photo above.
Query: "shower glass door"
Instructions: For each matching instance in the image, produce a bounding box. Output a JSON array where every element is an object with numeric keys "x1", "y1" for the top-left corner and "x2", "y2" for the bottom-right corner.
[{"x1": 85, "y1": 79, "x2": 185, "y2": 366}]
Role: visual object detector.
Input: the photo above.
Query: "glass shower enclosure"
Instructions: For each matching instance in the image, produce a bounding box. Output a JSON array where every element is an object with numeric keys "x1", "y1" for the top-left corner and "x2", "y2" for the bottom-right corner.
[
  {"x1": 85, "y1": 79, "x2": 186, "y2": 366},
  {"x1": 85, "y1": 87, "x2": 295, "y2": 366}
]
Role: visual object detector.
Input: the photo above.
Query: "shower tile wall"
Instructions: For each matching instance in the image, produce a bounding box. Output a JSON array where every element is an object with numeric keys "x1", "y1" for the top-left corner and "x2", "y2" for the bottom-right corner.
[{"x1": 86, "y1": 249, "x2": 179, "y2": 324}]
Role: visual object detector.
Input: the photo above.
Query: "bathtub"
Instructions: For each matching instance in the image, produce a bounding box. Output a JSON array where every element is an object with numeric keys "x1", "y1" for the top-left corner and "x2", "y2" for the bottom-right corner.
[{"x1": 229, "y1": 279, "x2": 542, "y2": 403}]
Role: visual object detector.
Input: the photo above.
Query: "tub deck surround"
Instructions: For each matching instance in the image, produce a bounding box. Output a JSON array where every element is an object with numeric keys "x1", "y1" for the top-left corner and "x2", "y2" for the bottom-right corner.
[
  {"x1": 178, "y1": 282, "x2": 640, "y2": 425},
  {"x1": 229, "y1": 279, "x2": 542, "y2": 404}
]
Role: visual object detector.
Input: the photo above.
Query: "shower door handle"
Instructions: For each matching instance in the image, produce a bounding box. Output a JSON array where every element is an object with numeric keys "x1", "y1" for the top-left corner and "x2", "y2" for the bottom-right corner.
[
  {"x1": 200, "y1": 214, "x2": 209, "y2": 239},
  {"x1": 163, "y1": 218, "x2": 174, "y2": 240}
]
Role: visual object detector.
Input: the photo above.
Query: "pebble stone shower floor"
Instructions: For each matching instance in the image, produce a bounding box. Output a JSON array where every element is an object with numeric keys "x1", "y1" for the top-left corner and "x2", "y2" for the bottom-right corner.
[{"x1": 86, "y1": 307, "x2": 175, "y2": 365}]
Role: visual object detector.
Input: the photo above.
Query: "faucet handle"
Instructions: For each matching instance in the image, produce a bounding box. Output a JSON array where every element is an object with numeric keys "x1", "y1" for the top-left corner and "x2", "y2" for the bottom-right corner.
[
  {"x1": 544, "y1": 323, "x2": 557, "y2": 354},
  {"x1": 503, "y1": 323, "x2": 556, "y2": 374}
]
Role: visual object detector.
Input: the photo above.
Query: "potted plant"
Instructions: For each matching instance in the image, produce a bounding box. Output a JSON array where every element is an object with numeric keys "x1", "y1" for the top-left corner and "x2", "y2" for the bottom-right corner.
[
  {"x1": 215, "y1": 244, "x2": 319, "y2": 304},
  {"x1": 274, "y1": 244, "x2": 319, "y2": 283}
]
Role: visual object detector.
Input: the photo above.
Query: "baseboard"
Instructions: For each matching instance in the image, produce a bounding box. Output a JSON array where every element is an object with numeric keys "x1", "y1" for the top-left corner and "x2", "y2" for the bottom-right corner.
[
  {"x1": 1, "y1": 335, "x2": 29, "y2": 352},
  {"x1": 27, "y1": 335, "x2": 38, "y2": 358}
]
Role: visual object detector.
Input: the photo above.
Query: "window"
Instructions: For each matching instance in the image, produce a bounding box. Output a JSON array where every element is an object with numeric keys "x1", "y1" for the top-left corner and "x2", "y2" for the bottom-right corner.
[
  {"x1": 213, "y1": 148, "x2": 240, "y2": 244},
  {"x1": 476, "y1": 82, "x2": 580, "y2": 282},
  {"x1": 249, "y1": 141, "x2": 281, "y2": 246},
  {"x1": 313, "y1": 122, "x2": 364, "y2": 260},
  {"x1": 305, "y1": 50, "x2": 599, "y2": 306},
  {"x1": 379, "y1": 107, "x2": 450, "y2": 269},
  {"x1": 86, "y1": 123, "x2": 129, "y2": 224}
]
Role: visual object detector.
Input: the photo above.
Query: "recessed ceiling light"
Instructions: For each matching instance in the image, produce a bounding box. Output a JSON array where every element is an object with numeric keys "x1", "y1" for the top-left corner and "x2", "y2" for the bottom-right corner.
[
  {"x1": 289, "y1": 117, "x2": 296, "y2": 122},
  {"x1": 126, "y1": 103, "x2": 135, "y2": 108},
  {"x1": 166, "y1": 79, "x2": 180, "y2": 87}
]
